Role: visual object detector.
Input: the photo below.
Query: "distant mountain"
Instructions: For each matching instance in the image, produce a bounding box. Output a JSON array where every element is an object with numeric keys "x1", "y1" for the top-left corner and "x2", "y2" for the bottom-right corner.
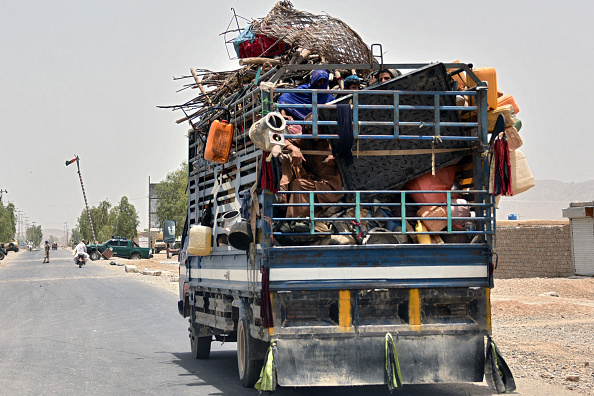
[{"x1": 496, "y1": 179, "x2": 594, "y2": 220}]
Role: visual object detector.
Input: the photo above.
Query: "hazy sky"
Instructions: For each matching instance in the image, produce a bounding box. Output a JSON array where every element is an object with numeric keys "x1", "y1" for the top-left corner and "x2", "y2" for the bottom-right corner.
[{"x1": 2, "y1": 0, "x2": 593, "y2": 235}]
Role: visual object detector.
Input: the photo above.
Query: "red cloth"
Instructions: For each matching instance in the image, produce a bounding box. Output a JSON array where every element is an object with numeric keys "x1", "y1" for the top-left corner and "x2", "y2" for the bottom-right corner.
[
  {"x1": 238, "y1": 35, "x2": 290, "y2": 58},
  {"x1": 260, "y1": 152, "x2": 279, "y2": 193},
  {"x1": 494, "y1": 138, "x2": 513, "y2": 196}
]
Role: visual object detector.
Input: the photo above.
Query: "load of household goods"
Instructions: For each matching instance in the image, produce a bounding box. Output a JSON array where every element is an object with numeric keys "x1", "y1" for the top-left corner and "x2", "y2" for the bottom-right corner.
[{"x1": 165, "y1": 1, "x2": 534, "y2": 250}]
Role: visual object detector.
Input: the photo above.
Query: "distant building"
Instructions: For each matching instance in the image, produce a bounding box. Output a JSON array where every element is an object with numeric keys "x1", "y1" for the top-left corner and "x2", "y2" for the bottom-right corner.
[{"x1": 562, "y1": 201, "x2": 594, "y2": 276}]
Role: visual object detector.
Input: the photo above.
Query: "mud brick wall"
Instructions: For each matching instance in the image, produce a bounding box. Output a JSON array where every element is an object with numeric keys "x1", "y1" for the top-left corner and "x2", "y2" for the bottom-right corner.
[{"x1": 493, "y1": 221, "x2": 573, "y2": 279}]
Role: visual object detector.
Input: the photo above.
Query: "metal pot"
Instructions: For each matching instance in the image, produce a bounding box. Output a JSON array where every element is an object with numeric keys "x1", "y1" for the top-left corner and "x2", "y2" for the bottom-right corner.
[
  {"x1": 228, "y1": 221, "x2": 253, "y2": 251},
  {"x1": 220, "y1": 210, "x2": 241, "y2": 235}
]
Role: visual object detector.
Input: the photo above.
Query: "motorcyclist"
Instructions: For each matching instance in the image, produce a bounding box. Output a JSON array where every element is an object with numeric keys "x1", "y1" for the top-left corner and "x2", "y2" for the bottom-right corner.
[{"x1": 74, "y1": 239, "x2": 89, "y2": 264}]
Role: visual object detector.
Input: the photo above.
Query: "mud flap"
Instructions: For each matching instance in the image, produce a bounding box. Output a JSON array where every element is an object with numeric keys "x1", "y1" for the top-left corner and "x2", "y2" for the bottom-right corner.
[
  {"x1": 385, "y1": 333, "x2": 402, "y2": 392},
  {"x1": 485, "y1": 336, "x2": 516, "y2": 393},
  {"x1": 274, "y1": 334, "x2": 484, "y2": 387}
]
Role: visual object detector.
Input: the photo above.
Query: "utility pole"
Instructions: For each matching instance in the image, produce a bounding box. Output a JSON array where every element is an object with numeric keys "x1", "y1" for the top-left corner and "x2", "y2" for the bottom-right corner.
[
  {"x1": 65, "y1": 155, "x2": 97, "y2": 246},
  {"x1": 16, "y1": 210, "x2": 23, "y2": 240},
  {"x1": 24, "y1": 217, "x2": 30, "y2": 239},
  {"x1": 148, "y1": 176, "x2": 152, "y2": 250},
  {"x1": 64, "y1": 222, "x2": 68, "y2": 247}
]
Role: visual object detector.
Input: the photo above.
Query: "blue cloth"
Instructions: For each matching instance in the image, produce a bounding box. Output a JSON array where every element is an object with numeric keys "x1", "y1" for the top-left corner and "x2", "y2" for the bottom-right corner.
[
  {"x1": 233, "y1": 25, "x2": 255, "y2": 57},
  {"x1": 332, "y1": 104, "x2": 354, "y2": 166},
  {"x1": 344, "y1": 74, "x2": 360, "y2": 88},
  {"x1": 278, "y1": 70, "x2": 335, "y2": 120}
]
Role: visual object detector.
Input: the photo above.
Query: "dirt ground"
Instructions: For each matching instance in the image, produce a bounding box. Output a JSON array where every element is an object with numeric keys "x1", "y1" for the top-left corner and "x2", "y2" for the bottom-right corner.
[
  {"x1": 4, "y1": 249, "x2": 593, "y2": 394},
  {"x1": 99, "y1": 251, "x2": 181, "y2": 294},
  {"x1": 490, "y1": 277, "x2": 594, "y2": 395}
]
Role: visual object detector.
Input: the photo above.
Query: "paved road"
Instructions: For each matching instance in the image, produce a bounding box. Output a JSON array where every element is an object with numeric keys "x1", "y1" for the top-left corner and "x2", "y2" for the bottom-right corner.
[{"x1": 0, "y1": 249, "x2": 574, "y2": 396}]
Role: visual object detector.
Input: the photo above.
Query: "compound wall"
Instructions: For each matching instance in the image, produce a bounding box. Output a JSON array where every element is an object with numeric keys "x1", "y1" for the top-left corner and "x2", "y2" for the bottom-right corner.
[{"x1": 493, "y1": 220, "x2": 573, "y2": 279}]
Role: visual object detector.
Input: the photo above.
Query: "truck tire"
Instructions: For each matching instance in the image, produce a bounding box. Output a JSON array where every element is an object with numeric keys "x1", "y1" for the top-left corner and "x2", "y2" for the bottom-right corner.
[
  {"x1": 0, "y1": 250, "x2": 4, "y2": 260},
  {"x1": 90, "y1": 251, "x2": 101, "y2": 261},
  {"x1": 190, "y1": 308, "x2": 211, "y2": 359},
  {"x1": 129, "y1": 253, "x2": 141, "y2": 260},
  {"x1": 237, "y1": 318, "x2": 264, "y2": 387}
]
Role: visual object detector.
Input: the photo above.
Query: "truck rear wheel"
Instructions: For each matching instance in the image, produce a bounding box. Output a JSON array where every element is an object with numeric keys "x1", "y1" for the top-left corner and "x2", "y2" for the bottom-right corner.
[
  {"x1": 190, "y1": 309, "x2": 211, "y2": 359},
  {"x1": 237, "y1": 319, "x2": 264, "y2": 387},
  {"x1": 90, "y1": 251, "x2": 100, "y2": 261}
]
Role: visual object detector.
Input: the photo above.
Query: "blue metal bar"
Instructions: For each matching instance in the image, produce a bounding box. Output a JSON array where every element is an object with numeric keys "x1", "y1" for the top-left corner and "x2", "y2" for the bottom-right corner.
[
  {"x1": 393, "y1": 91, "x2": 400, "y2": 138},
  {"x1": 312, "y1": 91, "x2": 318, "y2": 138},
  {"x1": 353, "y1": 92, "x2": 359, "y2": 139},
  {"x1": 309, "y1": 192, "x2": 315, "y2": 235},
  {"x1": 278, "y1": 134, "x2": 479, "y2": 142},
  {"x1": 355, "y1": 192, "x2": 361, "y2": 223},
  {"x1": 447, "y1": 192, "x2": 452, "y2": 233},
  {"x1": 278, "y1": 103, "x2": 477, "y2": 112},
  {"x1": 274, "y1": 88, "x2": 474, "y2": 96},
  {"x1": 277, "y1": 189, "x2": 489, "y2": 195},
  {"x1": 434, "y1": 93, "x2": 440, "y2": 137},
  {"x1": 401, "y1": 191, "x2": 406, "y2": 234}
]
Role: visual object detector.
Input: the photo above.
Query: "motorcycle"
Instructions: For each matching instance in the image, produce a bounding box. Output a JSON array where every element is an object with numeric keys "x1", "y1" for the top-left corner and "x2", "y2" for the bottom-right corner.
[
  {"x1": 0, "y1": 246, "x2": 6, "y2": 260},
  {"x1": 75, "y1": 253, "x2": 87, "y2": 268}
]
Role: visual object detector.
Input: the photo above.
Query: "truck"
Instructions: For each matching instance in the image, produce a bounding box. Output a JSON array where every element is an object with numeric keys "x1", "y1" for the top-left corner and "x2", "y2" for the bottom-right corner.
[
  {"x1": 87, "y1": 236, "x2": 153, "y2": 261},
  {"x1": 173, "y1": 4, "x2": 505, "y2": 392},
  {"x1": 152, "y1": 232, "x2": 167, "y2": 253},
  {"x1": 1, "y1": 239, "x2": 19, "y2": 253}
]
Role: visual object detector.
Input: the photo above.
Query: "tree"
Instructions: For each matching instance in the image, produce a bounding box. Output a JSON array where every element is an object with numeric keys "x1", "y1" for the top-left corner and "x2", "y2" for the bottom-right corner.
[
  {"x1": 75, "y1": 199, "x2": 114, "y2": 243},
  {"x1": 26, "y1": 225, "x2": 42, "y2": 246},
  {"x1": 155, "y1": 162, "x2": 188, "y2": 238},
  {"x1": 0, "y1": 202, "x2": 16, "y2": 242},
  {"x1": 70, "y1": 228, "x2": 82, "y2": 247},
  {"x1": 113, "y1": 196, "x2": 139, "y2": 238},
  {"x1": 73, "y1": 197, "x2": 140, "y2": 243}
]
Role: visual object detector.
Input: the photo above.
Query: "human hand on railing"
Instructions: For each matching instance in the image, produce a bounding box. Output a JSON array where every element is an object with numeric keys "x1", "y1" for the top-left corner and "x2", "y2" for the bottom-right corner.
[
  {"x1": 281, "y1": 110, "x2": 294, "y2": 121},
  {"x1": 290, "y1": 146, "x2": 306, "y2": 166}
]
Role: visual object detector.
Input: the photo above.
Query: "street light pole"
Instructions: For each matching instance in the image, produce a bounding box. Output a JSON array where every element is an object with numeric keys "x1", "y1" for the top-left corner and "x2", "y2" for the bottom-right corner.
[{"x1": 66, "y1": 155, "x2": 97, "y2": 246}]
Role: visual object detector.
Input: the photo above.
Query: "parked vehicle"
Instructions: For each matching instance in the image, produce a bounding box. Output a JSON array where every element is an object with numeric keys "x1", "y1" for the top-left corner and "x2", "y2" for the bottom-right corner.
[
  {"x1": 86, "y1": 236, "x2": 153, "y2": 261},
  {"x1": 52, "y1": 242, "x2": 58, "y2": 250},
  {"x1": 153, "y1": 238, "x2": 167, "y2": 254},
  {"x1": 0, "y1": 246, "x2": 6, "y2": 260},
  {"x1": 1, "y1": 239, "x2": 19, "y2": 253}
]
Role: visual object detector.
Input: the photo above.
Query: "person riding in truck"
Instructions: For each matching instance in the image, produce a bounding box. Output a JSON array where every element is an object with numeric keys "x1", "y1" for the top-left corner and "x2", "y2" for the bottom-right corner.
[{"x1": 279, "y1": 113, "x2": 342, "y2": 219}]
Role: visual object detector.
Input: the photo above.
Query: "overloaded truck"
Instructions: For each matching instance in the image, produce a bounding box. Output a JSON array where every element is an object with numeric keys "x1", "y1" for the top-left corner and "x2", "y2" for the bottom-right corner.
[{"x1": 172, "y1": 2, "x2": 516, "y2": 392}]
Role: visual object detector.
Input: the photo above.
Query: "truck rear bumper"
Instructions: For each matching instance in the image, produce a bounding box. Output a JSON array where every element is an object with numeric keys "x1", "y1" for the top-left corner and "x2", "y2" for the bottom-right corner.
[{"x1": 274, "y1": 333, "x2": 485, "y2": 387}]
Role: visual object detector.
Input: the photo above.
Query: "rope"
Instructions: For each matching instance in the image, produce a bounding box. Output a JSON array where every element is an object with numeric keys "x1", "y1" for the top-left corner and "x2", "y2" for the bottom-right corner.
[
  {"x1": 431, "y1": 136, "x2": 443, "y2": 176},
  {"x1": 350, "y1": 221, "x2": 364, "y2": 244}
]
